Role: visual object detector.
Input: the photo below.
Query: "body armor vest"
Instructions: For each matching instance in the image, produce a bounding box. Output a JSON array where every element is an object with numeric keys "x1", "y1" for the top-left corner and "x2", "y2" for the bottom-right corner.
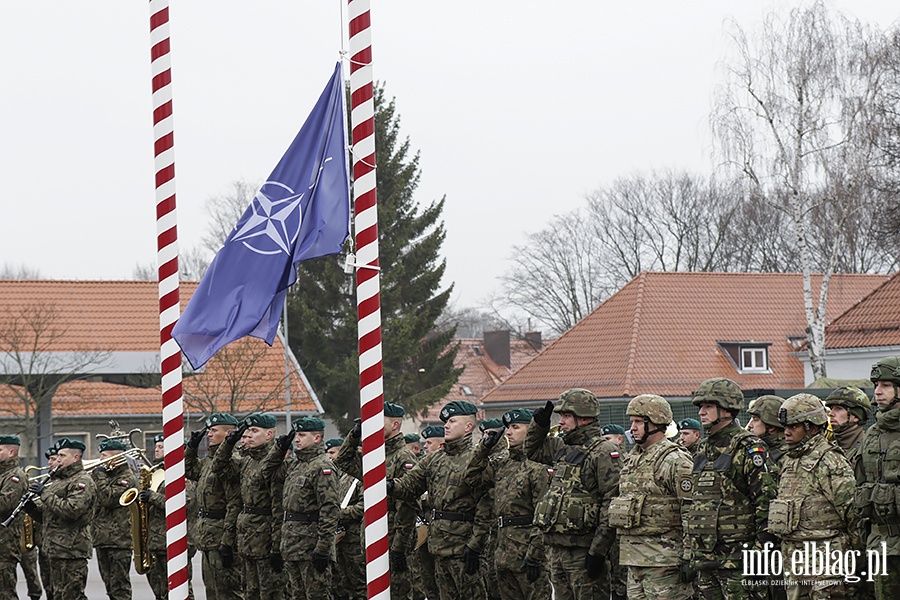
[
  {"x1": 533, "y1": 436, "x2": 604, "y2": 535},
  {"x1": 685, "y1": 430, "x2": 756, "y2": 543},
  {"x1": 855, "y1": 419, "x2": 900, "y2": 525},
  {"x1": 768, "y1": 436, "x2": 844, "y2": 540},
  {"x1": 609, "y1": 441, "x2": 682, "y2": 535}
]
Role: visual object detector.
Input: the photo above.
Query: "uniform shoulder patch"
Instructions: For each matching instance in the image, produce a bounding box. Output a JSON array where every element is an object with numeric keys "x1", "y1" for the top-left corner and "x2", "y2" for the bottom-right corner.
[
  {"x1": 680, "y1": 478, "x2": 693, "y2": 492},
  {"x1": 610, "y1": 451, "x2": 620, "y2": 459},
  {"x1": 11, "y1": 476, "x2": 19, "y2": 483},
  {"x1": 322, "y1": 468, "x2": 333, "y2": 475},
  {"x1": 403, "y1": 462, "x2": 414, "y2": 470},
  {"x1": 547, "y1": 468, "x2": 554, "y2": 476},
  {"x1": 77, "y1": 482, "x2": 86, "y2": 489}
]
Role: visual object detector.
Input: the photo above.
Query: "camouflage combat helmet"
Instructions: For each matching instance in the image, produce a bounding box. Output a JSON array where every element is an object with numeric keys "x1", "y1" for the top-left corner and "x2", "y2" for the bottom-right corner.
[
  {"x1": 778, "y1": 393, "x2": 828, "y2": 427},
  {"x1": 871, "y1": 356, "x2": 900, "y2": 385},
  {"x1": 626, "y1": 394, "x2": 673, "y2": 426},
  {"x1": 824, "y1": 386, "x2": 871, "y2": 423},
  {"x1": 553, "y1": 388, "x2": 600, "y2": 418},
  {"x1": 747, "y1": 395, "x2": 784, "y2": 429},
  {"x1": 691, "y1": 377, "x2": 745, "y2": 412}
]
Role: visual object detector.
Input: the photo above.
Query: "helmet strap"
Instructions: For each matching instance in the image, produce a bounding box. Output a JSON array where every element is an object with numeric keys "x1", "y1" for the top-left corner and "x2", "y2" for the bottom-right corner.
[
  {"x1": 703, "y1": 405, "x2": 733, "y2": 431},
  {"x1": 633, "y1": 418, "x2": 664, "y2": 445}
]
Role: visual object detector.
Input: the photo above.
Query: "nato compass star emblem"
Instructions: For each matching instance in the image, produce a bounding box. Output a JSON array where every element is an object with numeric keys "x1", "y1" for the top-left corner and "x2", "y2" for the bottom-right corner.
[{"x1": 231, "y1": 181, "x2": 303, "y2": 256}]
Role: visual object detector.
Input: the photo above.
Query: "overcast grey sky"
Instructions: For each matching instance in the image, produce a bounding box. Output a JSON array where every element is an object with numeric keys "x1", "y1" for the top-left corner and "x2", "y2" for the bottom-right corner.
[{"x1": 1, "y1": 1, "x2": 897, "y2": 310}]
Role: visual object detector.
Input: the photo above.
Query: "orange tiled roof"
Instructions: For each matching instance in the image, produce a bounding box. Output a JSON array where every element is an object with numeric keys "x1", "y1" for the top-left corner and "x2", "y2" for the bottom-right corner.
[
  {"x1": 421, "y1": 335, "x2": 545, "y2": 422},
  {"x1": 0, "y1": 280, "x2": 317, "y2": 415},
  {"x1": 825, "y1": 271, "x2": 900, "y2": 348},
  {"x1": 481, "y1": 271, "x2": 889, "y2": 403}
]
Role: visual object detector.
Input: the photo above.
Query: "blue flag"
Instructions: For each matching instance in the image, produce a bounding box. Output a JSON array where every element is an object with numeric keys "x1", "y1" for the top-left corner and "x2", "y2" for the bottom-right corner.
[{"x1": 173, "y1": 62, "x2": 350, "y2": 369}]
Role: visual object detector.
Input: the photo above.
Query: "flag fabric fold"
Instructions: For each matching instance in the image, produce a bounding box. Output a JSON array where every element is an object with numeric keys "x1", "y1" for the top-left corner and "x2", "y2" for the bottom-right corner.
[{"x1": 173, "y1": 62, "x2": 350, "y2": 369}]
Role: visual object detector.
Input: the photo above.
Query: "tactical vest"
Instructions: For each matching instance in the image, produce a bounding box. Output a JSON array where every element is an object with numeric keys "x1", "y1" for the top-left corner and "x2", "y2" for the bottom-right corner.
[
  {"x1": 855, "y1": 421, "x2": 900, "y2": 525},
  {"x1": 533, "y1": 436, "x2": 604, "y2": 535},
  {"x1": 609, "y1": 441, "x2": 682, "y2": 535},
  {"x1": 768, "y1": 437, "x2": 844, "y2": 540},
  {"x1": 685, "y1": 431, "x2": 757, "y2": 543}
]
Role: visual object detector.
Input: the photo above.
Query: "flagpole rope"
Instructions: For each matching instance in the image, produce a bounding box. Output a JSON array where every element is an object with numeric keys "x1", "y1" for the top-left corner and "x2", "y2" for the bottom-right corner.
[
  {"x1": 347, "y1": 1, "x2": 391, "y2": 599},
  {"x1": 148, "y1": 2, "x2": 189, "y2": 598}
]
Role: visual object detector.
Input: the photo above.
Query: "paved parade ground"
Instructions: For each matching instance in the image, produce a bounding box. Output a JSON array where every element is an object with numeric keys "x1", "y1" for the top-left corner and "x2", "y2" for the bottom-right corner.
[{"x1": 16, "y1": 552, "x2": 207, "y2": 600}]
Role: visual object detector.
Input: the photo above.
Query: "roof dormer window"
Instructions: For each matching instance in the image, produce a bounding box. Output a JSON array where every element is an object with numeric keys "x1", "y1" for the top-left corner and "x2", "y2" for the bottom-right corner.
[{"x1": 717, "y1": 341, "x2": 772, "y2": 374}]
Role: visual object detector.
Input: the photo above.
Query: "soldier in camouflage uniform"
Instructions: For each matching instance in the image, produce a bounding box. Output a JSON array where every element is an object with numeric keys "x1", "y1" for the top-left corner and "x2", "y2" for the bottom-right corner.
[
  {"x1": 338, "y1": 402, "x2": 420, "y2": 600},
  {"x1": 600, "y1": 423, "x2": 628, "y2": 600},
  {"x1": 0, "y1": 435, "x2": 27, "y2": 600},
  {"x1": 328, "y1": 437, "x2": 366, "y2": 600},
  {"x1": 769, "y1": 394, "x2": 856, "y2": 599},
  {"x1": 326, "y1": 437, "x2": 343, "y2": 462},
  {"x1": 477, "y1": 418, "x2": 507, "y2": 600},
  {"x1": 28, "y1": 437, "x2": 96, "y2": 600},
  {"x1": 854, "y1": 357, "x2": 900, "y2": 599},
  {"x1": 388, "y1": 400, "x2": 491, "y2": 600},
  {"x1": 678, "y1": 419, "x2": 703, "y2": 457},
  {"x1": 824, "y1": 386, "x2": 871, "y2": 470},
  {"x1": 747, "y1": 395, "x2": 789, "y2": 466},
  {"x1": 602, "y1": 423, "x2": 626, "y2": 448},
  {"x1": 91, "y1": 439, "x2": 138, "y2": 600},
  {"x1": 213, "y1": 413, "x2": 285, "y2": 600},
  {"x1": 264, "y1": 416, "x2": 340, "y2": 599},
  {"x1": 465, "y1": 408, "x2": 551, "y2": 600},
  {"x1": 610, "y1": 395, "x2": 694, "y2": 600},
  {"x1": 687, "y1": 378, "x2": 778, "y2": 600},
  {"x1": 525, "y1": 388, "x2": 622, "y2": 600},
  {"x1": 35, "y1": 443, "x2": 58, "y2": 600},
  {"x1": 405, "y1": 433, "x2": 422, "y2": 457},
  {"x1": 184, "y1": 412, "x2": 243, "y2": 600},
  {"x1": 409, "y1": 425, "x2": 445, "y2": 600}
]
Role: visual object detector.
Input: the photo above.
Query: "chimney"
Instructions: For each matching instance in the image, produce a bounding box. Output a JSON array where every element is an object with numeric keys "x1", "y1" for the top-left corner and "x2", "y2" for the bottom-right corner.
[
  {"x1": 524, "y1": 331, "x2": 542, "y2": 350},
  {"x1": 482, "y1": 330, "x2": 511, "y2": 368}
]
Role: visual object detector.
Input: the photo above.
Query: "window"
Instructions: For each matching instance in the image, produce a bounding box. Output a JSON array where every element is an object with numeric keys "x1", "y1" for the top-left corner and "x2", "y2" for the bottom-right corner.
[{"x1": 741, "y1": 347, "x2": 768, "y2": 371}]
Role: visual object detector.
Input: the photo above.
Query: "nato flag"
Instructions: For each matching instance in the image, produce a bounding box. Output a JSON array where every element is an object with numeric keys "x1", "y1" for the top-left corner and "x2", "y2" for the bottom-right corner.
[{"x1": 173, "y1": 62, "x2": 350, "y2": 369}]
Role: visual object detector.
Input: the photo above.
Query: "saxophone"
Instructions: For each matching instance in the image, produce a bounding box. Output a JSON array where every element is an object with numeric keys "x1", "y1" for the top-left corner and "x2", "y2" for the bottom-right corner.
[
  {"x1": 119, "y1": 464, "x2": 162, "y2": 574},
  {"x1": 19, "y1": 513, "x2": 35, "y2": 554}
]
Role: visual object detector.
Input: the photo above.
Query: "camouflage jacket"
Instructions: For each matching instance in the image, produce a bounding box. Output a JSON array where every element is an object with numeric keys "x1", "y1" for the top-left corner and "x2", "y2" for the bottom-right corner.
[
  {"x1": 0, "y1": 456, "x2": 27, "y2": 561},
  {"x1": 336, "y1": 432, "x2": 419, "y2": 554},
  {"x1": 465, "y1": 443, "x2": 549, "y2": 570},
  {"x1": 854, "y1": 405, "x2": 900, "y2": 555},
  {"x1": 91, "y1": 461, "x2": 138, "y2": 549},
  {"x1": 39, "y1": 461, "x2": 96, "y2": 559},
  {"x1": 145, "y1": 478, "x2": 196, "y2": 553},
  {"x1": 687, "y1": 422, "x2": 777, "y2": 568},
  {"x1": 390, "y1": 432, "x2": 491, "y2": 558},
  {"x1": 524, "y1": 421, "x2": 621, "y2": 557},
  {"x1": 265, "y1": 441, "x2": 340, "y2": 558},
  {"x1": 185, "y1": 442, "x2": 241, "y2": 550},
  {"x1": 760, "y1": 432, "x2": 789, "y2": 468},
  {"x1": 769, "y1": 434, "x2": 856, "y2": 546},
  {"x1": 335, "y1": 470, "x2": 364, "y2": 548},
  {"x1": 611, "y1": 438, "x2": 692, "y2": 567},
  {"x1": 214, "y1": 438, "x2": 284, "y2": 559},
  {"x1": 684, "y1": 439, "x2": 702, "y2": 458}
]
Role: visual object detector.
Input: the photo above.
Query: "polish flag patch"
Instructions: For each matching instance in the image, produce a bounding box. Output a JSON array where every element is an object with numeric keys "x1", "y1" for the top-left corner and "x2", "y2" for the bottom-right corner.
[
  {"x1": 322, "y1": 468, "x2": 333, "y2": 475},
  {"x1": 77, "y1": 483, "x2": 86, "y2": 489},
  {"x1": 11, "y1": 476, "x2": 19, "y2": 483},
  {"x1": 610, "y1": 451, "x2": 620, "y2": 459},
  {"x1": 403, "y1": 463, "x2": 414, "y2": 470}
]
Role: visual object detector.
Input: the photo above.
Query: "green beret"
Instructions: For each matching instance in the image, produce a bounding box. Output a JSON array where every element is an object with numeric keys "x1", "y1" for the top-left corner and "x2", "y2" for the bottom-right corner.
[
  {"x1": 98, "y1": 439, "x2": 127, "y2": 452},
  {"x1": 478, "y1": 418, "x2": 504, "y2": 432},
  {"x1": 44, "y1": 447, "x2": 56, "y2": 459},
  {"x1": 206, "y1": 413, "x2": 239, "y2": 427},
  {"x1": 57, "y1": 438, "x2": 86, "y2": 452},
  {"x1": 325, "y1": 437, "x2": 344, "y2": 450},
  {"x1": 245, "y1": 413, "x2": 277, "y2": 429},
  {"x1": 439, "y1": 400, "x2": 477, "y2": 423},
  {"x1": 601, "y1": 424, "x2": 625, "y2": 436},
  {"x1": 0, "y1": 434, "x2": 20, "y2": 446},
  {"x1": 153, "y1": 433, "x2": 165, "y2": 444},
  {"x1": 293, "y1": 416, "x2": 326, "y2": 432},
  {"x1": 502, "y1": 409, "x2": 533, "y2": 426},
  {"x1": 384, "y1": 402, "x2": 406, "y2": 418},
  {"x1": 678, "y1": 418, "x2": 702, "y2": 431},
  {"x1": 404, "y1": 433, "x2": 421, "y2": 444},
  {"x1": 421, "y1": 425, "x2": 445, "y2": 439}
]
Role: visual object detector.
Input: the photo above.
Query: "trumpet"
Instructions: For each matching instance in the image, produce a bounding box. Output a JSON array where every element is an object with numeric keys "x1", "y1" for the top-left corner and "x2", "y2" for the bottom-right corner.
[{"x1": 84, "y1": 447, "x2": 148, "y2": 473}]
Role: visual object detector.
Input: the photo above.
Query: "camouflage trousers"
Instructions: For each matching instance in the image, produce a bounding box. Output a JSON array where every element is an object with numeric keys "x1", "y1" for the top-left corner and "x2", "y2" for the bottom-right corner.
[
  {"x1": 433, "y1": 554, "x2": 488, "y2": 600},
  {"x1": 95, "y1": 547, "x2": 133, "y2": 600},
  {"x1": 201, "y1": 546, "x2": 243, "y2": 600},
  {"x1": 0, "y1": 560, "x2": 16, "y2": 600},
  {"x1": 546, "y1": 544, "x2": 610, "y2": 600},
  {"x1": 148, "y1": 550, "x2": 196, "y2": 600},
  {"x1": 696, "y1": 567, "x2": 758, "y2": 600},
  {"x1": 411, "y1": 541, "x2": 440, "y2": 600},
  {"x1": 627, "y1": 564, "x2": 693, "y2": 600},
  {"x1": 50, "y1": 557, "x2": 88, "y2": 600},
  {"x1": 334, "y1": 529, "x2": 366, "y2": 600},
  {"x1": 608, "y1": 536, "x2": 627, "y2": 598},
  {"x1": 495, "y1": 565, "x2": 552, "y2": 600},
  {"x1": 19, "y1": 546, "x2": 41, "y2": 598},
  {"x1": 874, "y1": 554, "x2": 900, "y2": 600},
  {"x1": 285, "y1": 558, "x2": 331, "y2": 600},
  {"x1": 39, "y1": 548, "x2": 52, "y2": 600},
  {"x1": 242, "y1": 555, "x2": 283, "y2": 600}
]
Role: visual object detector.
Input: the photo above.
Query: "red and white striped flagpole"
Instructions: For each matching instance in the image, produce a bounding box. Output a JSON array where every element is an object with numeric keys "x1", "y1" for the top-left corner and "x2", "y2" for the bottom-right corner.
[
  {"x1": 347, "y1": 1, "x2": 391, "y2": 598},
  {"x1": 148, "y1": 1, "x2": 189, "y2": 598}
]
